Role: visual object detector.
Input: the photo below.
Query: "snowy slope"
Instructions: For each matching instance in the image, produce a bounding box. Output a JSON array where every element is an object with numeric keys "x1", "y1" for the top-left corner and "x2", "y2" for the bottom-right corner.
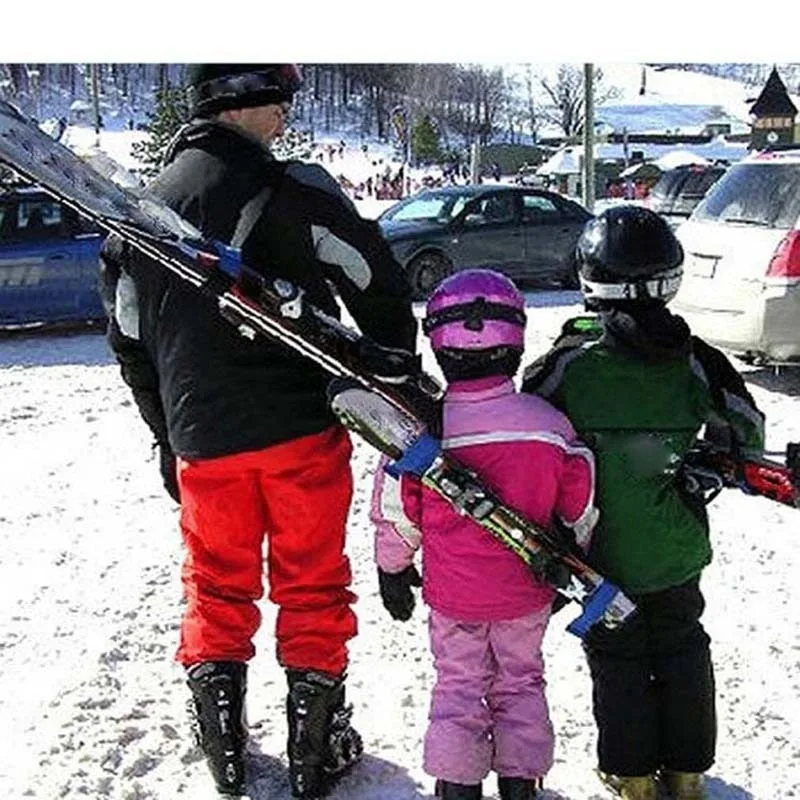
[
  {"x1": 47, "y1": 61, "x2": 787, "y2": 179},
  {"x1": 60, "y1": 124, "x2": 148, "y2": 172},
  {"x1": 0, "y1": 294, "x2": 798, "y2": 800},
  {"x1": 506, "y1": 63, "x2": 800, "y2": 139}
]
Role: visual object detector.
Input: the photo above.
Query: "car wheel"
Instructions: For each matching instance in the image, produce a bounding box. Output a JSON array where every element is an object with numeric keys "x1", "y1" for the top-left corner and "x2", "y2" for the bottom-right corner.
[
  {"x1": 560, "y1": 255, "x2": 581, "y2": 289},
  {"x1": 407, "y1": 252, "x2": 452, "y2": 300}
]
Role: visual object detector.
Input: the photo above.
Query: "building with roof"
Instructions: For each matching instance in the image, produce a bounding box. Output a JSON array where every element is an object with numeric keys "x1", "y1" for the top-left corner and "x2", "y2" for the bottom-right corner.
[{"x1": 749, "y1": 66, "x2": 798, "y2": 149}]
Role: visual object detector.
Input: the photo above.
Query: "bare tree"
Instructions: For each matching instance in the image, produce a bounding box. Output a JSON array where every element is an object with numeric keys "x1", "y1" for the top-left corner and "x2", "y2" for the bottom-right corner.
[{"x1": 540, "y1": 64, "x2": 620, "y2": 138}]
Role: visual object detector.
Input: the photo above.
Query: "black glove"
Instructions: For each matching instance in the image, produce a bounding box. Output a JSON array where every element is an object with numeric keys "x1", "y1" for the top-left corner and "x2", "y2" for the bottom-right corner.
[
  {"x1": 378, "y1": 565, "x2": 422, "y2": 621},
  {"x1": 157, "y1": 443, "x2": 180, "y2": 503}
]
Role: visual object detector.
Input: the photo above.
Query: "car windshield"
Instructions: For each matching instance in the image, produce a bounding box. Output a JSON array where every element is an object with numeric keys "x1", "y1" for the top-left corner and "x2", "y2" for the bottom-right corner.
[
  {"x1": 650, "y1": 170, "x2": 685, "y2": 200},
  {"x1": 680, "y1": 168, "x2": 724, "y2": 197},
  {"x1": 381, "y1": 191, "x2": 470, "y2": 223},
  {"x1": 693, "y1": 163, "x2": 800, "y2": 228}
]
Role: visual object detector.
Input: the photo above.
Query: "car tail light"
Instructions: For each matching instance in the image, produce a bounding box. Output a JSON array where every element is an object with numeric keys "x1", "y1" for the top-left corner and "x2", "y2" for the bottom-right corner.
[{"x1": 766, "y1": 230, "x2": 800, "y2": 278}]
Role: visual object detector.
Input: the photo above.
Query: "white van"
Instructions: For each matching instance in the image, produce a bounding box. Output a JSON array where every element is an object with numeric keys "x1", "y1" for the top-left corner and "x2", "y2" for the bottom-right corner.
[{"x1": 672, "y1": 148, "x2": 800, "y2": 364}]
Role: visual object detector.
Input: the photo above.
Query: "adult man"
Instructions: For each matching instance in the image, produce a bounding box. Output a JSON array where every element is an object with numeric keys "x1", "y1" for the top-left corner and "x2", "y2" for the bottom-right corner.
[{"x1": 100, "y1": 64, "x2": 417, "y2": 798}]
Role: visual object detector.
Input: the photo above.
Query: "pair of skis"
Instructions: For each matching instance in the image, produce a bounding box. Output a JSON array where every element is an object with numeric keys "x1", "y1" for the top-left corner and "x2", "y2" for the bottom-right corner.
[{"x1": 0, "y1": 99, "x2": 638, "y2": 637}]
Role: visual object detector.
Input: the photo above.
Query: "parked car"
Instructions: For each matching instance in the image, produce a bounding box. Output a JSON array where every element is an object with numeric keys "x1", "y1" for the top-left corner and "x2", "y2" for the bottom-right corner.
[
  {"x1": 515, "y1": 163, "x2": 548, "y2": 188},
  {"x1": 647, "y1": 164, "x2": 726, "y2": 228},
  {"x1": 378, "y1": 185, "x2": 591, "y2": 299},
  {"x1": 672, "y1": 148, "x2": 800, "y2": 363},
  {"x1": 0, "y1": 185, "x2": 106, "y2": 328}
]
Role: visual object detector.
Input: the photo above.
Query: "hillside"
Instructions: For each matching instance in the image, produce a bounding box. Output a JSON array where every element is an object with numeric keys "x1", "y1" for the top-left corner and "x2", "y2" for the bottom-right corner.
[{"x1": 5, "y1": 62, "x2": 799, "y2": 151}]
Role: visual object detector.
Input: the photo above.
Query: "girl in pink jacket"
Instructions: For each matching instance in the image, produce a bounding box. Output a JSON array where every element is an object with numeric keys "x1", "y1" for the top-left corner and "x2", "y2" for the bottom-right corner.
[{"x1": 371, "y1": 270, "x2": 597, "y2": 800}]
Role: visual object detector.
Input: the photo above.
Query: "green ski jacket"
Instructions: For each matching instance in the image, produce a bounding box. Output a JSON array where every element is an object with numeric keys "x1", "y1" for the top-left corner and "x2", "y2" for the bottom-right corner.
[{"x1": 522, "y1": 314, "x2": 765, "y2": 594}]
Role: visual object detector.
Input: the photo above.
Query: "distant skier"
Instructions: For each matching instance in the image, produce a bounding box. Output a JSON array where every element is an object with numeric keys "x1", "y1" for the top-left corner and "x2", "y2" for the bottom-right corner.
[
  {"x1": 371, "y1": 269, "x2": 598, "y2": 800},
  {"x1": 522, "y1": 206, "x2": 766, "y2": 800},
  {"x1": 100, "y1": 63, "x2": 417, "y2": 799}
]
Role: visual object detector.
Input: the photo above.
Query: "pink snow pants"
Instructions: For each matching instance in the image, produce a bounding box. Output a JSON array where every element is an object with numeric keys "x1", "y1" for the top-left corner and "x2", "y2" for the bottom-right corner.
[{"x1": 424, "y1": 607, "x2": 554, "y2": 784}]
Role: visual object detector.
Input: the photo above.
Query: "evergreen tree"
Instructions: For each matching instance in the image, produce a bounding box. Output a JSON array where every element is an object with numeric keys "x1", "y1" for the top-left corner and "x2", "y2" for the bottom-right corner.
[
  {"x1": 411, "y1": 114, "x2": 441, "y2": 164},
  {"x1": 131, "y1": 85, "x2": 189, "y2": 179}
]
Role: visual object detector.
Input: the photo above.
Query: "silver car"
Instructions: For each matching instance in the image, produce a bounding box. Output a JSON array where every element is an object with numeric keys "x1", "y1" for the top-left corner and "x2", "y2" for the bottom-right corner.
[{"x1": 672, "y1": 149, "x2": 800, "y2": 364}]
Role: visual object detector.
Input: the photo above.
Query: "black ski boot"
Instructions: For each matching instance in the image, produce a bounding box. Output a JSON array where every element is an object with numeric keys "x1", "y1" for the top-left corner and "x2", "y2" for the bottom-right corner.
[
  {"x1": 498, "y1": 776, "x2": 542, "y2": 799},
  {"x1": 186, "y1": 661, "x2": 248, "y2": 796},
  {"x1": 435, "y1": 779, "x2": 483, "y2": 799},
  {"x1": 286, "y1": 669, "x2": 363, "y2": 798}
]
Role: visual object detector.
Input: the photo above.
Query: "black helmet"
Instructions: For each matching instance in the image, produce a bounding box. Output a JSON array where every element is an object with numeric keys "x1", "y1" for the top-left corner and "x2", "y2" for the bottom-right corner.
[
  {"x1": 186, "y1": 64, "x2": 303, "y2": 117},
  {"x1": 576, "y1": 205, "x2": 684, "y2": 308}
]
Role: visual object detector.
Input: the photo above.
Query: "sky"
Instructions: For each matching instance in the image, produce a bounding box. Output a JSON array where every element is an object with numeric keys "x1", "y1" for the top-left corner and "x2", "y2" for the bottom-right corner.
[{"x1": 5, "y1": 2, "x2": 799, "y2": 64}]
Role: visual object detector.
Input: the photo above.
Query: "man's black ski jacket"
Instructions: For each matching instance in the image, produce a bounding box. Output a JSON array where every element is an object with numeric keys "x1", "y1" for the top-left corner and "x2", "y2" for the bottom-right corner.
[{"x1": 100, "y1": 119, "x2": 417, "y2": 459}]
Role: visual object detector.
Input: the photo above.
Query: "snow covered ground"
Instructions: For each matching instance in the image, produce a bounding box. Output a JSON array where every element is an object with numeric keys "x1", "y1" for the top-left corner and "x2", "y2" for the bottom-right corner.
[{"x1": 1, "y1": 292, "x2": 799, "y2": 800}]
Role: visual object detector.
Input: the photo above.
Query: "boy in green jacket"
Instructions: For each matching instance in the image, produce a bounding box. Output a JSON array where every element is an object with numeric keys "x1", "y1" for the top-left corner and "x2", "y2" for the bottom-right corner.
[{"x1": 522, "y1": 206, "x2": 765, "y2": 800}]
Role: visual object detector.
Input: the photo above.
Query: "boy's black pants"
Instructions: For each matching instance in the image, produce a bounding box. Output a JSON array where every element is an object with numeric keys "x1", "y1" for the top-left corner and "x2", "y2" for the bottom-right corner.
[{"x1": 583, "y1": 578, "x2": 716, "y2": 776}]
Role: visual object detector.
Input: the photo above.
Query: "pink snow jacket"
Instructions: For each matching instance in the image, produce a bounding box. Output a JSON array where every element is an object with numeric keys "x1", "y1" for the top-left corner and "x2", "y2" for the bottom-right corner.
[{"x1": 371, "y1": 376, "x2": 597, "y2": 622}]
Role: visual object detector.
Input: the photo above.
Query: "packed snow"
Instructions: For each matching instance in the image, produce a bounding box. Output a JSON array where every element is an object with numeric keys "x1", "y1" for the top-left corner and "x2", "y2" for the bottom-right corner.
[{"x1": 1, "y1": 286, "x2": 798, "y2": 799}]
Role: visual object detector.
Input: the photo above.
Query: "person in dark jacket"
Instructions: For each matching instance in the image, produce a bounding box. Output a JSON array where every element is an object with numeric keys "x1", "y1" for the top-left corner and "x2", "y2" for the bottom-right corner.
[
  {"x1": 100, "y1": 63, "x2": 417, "y2": 799},
  {"x1": 521, "y1": 207, "x2": 765, "y2": 800}
]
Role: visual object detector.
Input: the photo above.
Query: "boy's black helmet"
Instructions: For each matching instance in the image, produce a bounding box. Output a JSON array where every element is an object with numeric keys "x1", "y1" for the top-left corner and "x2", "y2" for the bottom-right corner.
[{"x1": 576, "y1": 205, "x2": 684, "y2": 308}]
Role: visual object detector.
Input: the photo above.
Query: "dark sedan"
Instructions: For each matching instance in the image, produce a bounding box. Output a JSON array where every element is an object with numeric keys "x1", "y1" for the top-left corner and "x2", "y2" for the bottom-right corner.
[{"x1": 378, "y1": 184, "x2": 591, "y2": 298}]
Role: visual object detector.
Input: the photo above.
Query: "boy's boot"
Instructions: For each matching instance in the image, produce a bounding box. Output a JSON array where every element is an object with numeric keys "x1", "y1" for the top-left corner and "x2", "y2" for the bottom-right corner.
[
  {"x1": 661, "y1": 771, "x2": 707, "y2": 800},
  {"x1": 599, "y1": 773, "x2": 659, "y2": 800},
  {"x1": 286, "y1": 669, "x2": 363, "y2": 798},
  {"x1": 186, "y1": 661, "x2": 248, "y2": 797},
  {"x1": 498, "y1": 775, "x2": 542, "y2": 799},
  {"x1": 435, "y1": 779, "x2": 483, "y2": 799}
]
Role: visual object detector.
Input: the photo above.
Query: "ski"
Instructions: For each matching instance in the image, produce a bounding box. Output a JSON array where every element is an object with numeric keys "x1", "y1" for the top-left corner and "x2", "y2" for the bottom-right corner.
[
  {"x1": 0, "y1": 99, "x2": 636, "y2": 637},
  {"x1": 683, "y1": 440, "x2": 800, "y2": 508},
  {"x1": 329, "y1": 380, "x2": 636, "y2": 637}
]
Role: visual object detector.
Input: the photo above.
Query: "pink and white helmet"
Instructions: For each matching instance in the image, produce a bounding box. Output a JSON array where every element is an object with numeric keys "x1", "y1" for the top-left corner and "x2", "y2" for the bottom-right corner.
[{"x1": 423, "y1": 269, "x2": 526, "y2": 351}]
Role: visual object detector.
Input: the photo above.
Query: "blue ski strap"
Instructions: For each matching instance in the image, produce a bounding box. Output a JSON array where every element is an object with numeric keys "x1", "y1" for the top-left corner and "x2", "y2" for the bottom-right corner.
[
  {"x1": 385, "y1": 433, "x2": 442, "y2": 479},
  {"x1": 566, "y1": 580, "x2": 623, "y2": 639}
]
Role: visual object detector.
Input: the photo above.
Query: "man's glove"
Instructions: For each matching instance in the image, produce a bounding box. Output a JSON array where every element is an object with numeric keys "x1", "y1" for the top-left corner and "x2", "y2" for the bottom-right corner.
[
  {"x1": 378, "y1": 565, "x2": 422, "y2": 621},
  {"x1": 157, "y1": 443, "x2": 180, "y2": 503}
]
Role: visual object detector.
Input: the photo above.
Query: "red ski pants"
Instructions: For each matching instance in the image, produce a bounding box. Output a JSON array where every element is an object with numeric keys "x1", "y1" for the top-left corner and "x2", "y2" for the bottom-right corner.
[{"x1": 175, "y1": 426, "x2": 357, "y2": 676}]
